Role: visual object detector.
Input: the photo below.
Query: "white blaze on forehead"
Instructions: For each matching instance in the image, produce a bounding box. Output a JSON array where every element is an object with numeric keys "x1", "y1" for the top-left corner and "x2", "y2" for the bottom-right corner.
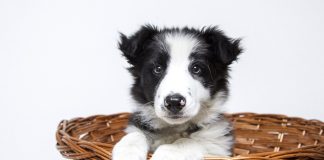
[
  {"x1": 153, "y1": 33, "x2": 210, "y2": 124},
  {"x1": 165, "y1": 34, "x2": 200, "y2": 61},
  {"x1": 162, "y1": 33, "x2": 201, "y2": 95}
]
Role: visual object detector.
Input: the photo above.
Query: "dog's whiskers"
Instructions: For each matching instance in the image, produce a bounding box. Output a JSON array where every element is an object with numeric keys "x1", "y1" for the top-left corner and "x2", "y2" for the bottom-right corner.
[
  {"x1": 204, "y1": 83, "x2": 215, "y2": 88},
  {"x1": 142, "y1": 101, "x2": 154, "y2": 107}
]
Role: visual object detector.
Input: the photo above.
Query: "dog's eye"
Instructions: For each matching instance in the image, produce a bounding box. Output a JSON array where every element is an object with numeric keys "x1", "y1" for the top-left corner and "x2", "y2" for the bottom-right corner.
[
  {"x1": 153, "y1": 65, "x2": 164, "y2": 75},
  {"x1": 191, "y1": 65, "x2": 202, "y2": 75}
]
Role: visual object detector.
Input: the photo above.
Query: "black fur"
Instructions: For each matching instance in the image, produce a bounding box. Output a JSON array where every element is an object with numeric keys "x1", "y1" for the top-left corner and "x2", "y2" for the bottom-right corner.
[{"x1": 128, "y1": 112, "x2": 158, "y2": 133}]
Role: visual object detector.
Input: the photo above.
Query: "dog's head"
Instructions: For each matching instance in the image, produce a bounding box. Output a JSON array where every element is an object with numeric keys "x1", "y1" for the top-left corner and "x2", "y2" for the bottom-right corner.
[{"x1": 119, "y1": 25, "x2": 242, "y2": 125}]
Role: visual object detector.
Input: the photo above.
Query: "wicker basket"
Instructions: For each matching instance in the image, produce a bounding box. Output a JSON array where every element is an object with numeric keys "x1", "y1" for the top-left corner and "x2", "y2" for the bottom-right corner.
[{"x1": 56, "y1": 112, "x2": 324, "y2": 159}]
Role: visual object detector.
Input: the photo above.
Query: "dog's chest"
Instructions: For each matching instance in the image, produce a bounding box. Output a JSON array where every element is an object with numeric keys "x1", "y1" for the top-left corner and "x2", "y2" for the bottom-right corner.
[{"x1": 148, "y1": 124, "x2": 200, "y2": 151}]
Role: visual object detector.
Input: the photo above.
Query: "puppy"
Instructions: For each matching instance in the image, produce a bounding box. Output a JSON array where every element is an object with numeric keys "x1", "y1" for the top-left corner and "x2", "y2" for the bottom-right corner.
[{"x1": 112, "y1": 25, "x2": 242, "y2": 160}]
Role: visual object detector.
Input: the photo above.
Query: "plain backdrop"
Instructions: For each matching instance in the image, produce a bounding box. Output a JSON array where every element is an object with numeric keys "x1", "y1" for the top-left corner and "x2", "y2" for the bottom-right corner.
[{"x1": 0, "y1": 0, "x2": 323, "y2": 159}]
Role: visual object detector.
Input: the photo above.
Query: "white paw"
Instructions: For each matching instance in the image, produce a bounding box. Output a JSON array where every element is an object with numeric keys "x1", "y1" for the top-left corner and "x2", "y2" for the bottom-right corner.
[
  {"x1": 112, "y1": 132, "x2": 148, "y2": 160},
  {"x1": 150, "y1": 144, "x2": 203, "y2": 160}
]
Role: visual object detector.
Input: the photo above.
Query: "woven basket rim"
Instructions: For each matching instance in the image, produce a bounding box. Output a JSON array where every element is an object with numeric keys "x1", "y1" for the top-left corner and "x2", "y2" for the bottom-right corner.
[{"x1": 56, "y1": 112, "x2": 324, "y2": 160}]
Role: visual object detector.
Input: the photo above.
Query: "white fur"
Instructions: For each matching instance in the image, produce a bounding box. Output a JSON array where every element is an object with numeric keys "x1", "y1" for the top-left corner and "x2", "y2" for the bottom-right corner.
[
  {"x1": 150, "y1": 92, "x2": 231, "y2": 160},
  {"x1": 154, "y1": 34, "x2": 209, "y2": 125},
  {"x1": 114, "y1": 115, "x2": 232, "y2": 160},
  {"x1": 151, "y1": 120, "x2": 232, "y2": 160},
  {"x1": 112, "y1": 130, "x2": 149, "y2": 160},
  {"x1": 191, "y1": 91, "x2": 228, "y2": 124}
]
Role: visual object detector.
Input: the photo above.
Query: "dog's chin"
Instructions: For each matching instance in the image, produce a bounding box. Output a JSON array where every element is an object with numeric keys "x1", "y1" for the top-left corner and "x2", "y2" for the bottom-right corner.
[
  {"x1": 159, "y1": 115, "x2": 191, "y2": 125},
  {"x1": 155, "y1": 110, "x2": 199, "y2": 125}
]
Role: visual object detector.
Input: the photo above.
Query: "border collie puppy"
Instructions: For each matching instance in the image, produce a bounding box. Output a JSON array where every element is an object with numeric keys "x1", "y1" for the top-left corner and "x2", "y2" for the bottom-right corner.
[{"x1": 112, "y1": 25, "x2": 242, "y2": 160}]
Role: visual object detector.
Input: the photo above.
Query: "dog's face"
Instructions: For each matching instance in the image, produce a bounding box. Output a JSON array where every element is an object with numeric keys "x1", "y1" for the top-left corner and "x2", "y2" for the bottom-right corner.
[{"x1": 119, "y1": 26, "x2": 241, "y2": 125}]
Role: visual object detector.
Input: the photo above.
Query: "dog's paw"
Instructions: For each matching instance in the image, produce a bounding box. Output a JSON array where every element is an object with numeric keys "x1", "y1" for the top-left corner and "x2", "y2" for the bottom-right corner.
[
  {"x1": 150, "y1": 144, "x2": 203, "y2": 160},
  {"x1": 112, "y1": 132, "x2": 148, "y2": 160}
]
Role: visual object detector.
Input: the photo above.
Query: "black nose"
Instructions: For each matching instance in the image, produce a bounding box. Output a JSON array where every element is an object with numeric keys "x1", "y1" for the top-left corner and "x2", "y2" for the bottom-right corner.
[{"x1": 164, "y1": 94, "x2": 186, "y2": 114}]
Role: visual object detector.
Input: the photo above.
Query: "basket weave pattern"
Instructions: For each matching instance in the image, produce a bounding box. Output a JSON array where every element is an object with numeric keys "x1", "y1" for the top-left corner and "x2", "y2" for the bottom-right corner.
[{"x1": 56, "y1": 113, "x2": 324, "y2": 159}]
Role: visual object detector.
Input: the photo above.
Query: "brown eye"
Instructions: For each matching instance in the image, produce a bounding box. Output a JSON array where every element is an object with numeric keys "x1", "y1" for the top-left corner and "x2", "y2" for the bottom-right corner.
[
  {"x1": 153, "y1": 65, "x2": 163, "y2": 75},
  {"x1": 191, "y1": 65, "x2": 201, "y2": 74}
]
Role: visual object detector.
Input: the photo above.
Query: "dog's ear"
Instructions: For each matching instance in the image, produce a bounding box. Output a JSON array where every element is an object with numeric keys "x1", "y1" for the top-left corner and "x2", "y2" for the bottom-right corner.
[
  {"x1": 118, "y1": 25, "x2": 159, "y2": 65},
  {"x1": 202, "y1": 27, "x2": 242, "y2": 65}
]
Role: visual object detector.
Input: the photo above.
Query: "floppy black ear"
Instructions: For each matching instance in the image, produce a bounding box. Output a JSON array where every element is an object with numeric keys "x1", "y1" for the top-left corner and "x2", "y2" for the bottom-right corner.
[
  {"x1": 118, "y1": 25, "x2": 159, "y2": 65},
  {"x1": 202, "y1": 27, "x2": 242, "y2": 65}
]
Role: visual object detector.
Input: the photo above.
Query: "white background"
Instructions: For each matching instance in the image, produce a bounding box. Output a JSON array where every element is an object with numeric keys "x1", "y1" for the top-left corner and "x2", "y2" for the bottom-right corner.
[{"x1": 1, "y1": 0, "x2": 323, "y2": 159}]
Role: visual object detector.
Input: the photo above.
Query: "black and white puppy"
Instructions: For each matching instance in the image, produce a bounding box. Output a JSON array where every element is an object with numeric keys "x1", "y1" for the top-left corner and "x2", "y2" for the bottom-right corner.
[{"x1": 112, "y1": 25, "x2": 242, "y2": 160}]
